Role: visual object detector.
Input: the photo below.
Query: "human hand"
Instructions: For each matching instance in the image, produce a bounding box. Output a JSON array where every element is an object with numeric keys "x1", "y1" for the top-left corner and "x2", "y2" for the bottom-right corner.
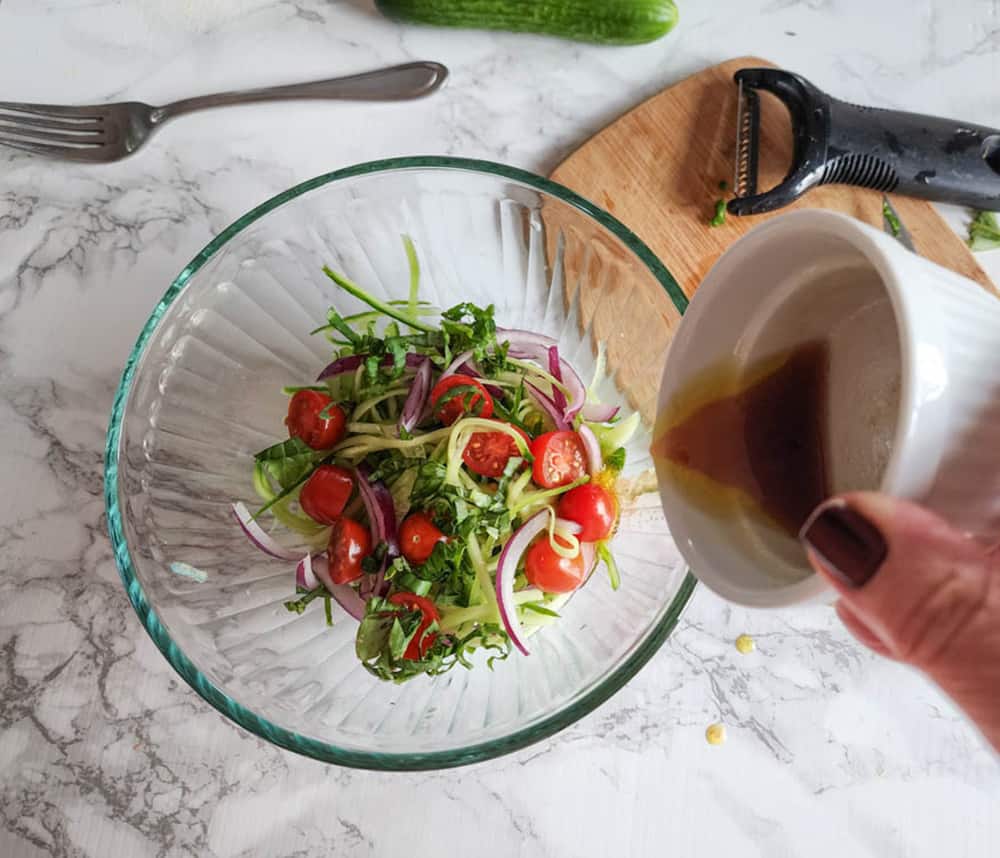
[{"x1": 800, "y1": 493, "x2": 1000, "y2": 753}]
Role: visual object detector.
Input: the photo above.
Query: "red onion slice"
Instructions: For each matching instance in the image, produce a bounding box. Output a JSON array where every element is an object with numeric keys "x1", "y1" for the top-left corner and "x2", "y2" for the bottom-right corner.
[
  {"x1": 295, "y1": 552, "x2": 319, "y2": 590},
  {"x1": 495, "y1": 510, "x2": 549, "y2": 656},
  {"x1": 497, "y1": 328, "x2": 557, "y2": 350},
  {"x1": 399, "y1": 356, "x2": 431, "y2": 433},
  {"x1": 310, "y1": 554, "x2": 366, "y2": 621},
  {"x1": 316, "y1": 353, "x2": 363, "y2": 382},
  {"x1": 580, "y1": 403, "x2": 619, "y2": 423},
  {"x1": 439, "y1": 349, "x2": 475, "y2": 381},
  {"x1": 525, "y1": 382, "x2": 570, "y2": 431},
  {"x1": 354, "y1": 465, "x2": 400, "y2": 558},
  {"x1": 232, "y1": 502, "x2": 303, "y2": 561},
  {"x1": 548, "y1": 345, "x2": 567, "y2": 412},
  {"x1": 357, "y1": 571, "x2": 389, "y2": 600},
  {"x1": 317, "y1": 351, "x2": 424, "y2": 382},
  {"x1": 560, "y1": 360, "x2": 587, "y2": 421},
  {"x1": 577, "y1": 423, "x2": 603, "y2": 476},
  {"x1": 502, "y1": 332, "x2": 586, "y2": 422}
]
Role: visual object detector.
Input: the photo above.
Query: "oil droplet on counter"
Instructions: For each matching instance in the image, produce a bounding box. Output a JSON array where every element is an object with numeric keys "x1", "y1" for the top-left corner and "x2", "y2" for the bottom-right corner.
[
  {"x1": 735, "y1": 634, "x2": 755, "y2": 654},
  {"x1": 705, "y1": 723, "x2": 726, "y2": 746}
]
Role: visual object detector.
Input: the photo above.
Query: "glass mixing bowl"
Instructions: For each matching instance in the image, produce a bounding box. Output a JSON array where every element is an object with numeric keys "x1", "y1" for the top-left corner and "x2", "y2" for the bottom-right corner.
[{"x1": 105, "y1": 157, "x2": 694, "y2": 770}]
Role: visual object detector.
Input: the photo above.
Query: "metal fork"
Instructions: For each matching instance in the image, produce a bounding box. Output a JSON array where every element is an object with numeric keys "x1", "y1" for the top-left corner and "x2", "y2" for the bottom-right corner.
[{"x1": 0, "y1": 61, "x2": 448, "y2": 163}]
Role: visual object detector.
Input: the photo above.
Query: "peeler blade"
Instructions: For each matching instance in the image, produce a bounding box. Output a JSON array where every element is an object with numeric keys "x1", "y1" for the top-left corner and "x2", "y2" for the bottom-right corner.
[
  {"x1": 728, "y1": 67, "x2": 832, "y2": 216},
  {"x1": 734, "y1": 78, "x2": 760, "y2": 199}
]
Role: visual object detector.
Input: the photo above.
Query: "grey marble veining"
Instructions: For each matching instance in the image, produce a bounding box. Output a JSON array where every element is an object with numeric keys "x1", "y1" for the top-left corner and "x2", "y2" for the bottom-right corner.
[{"x1": 1, "y1": 1, "x2": 999, "y2": 856}]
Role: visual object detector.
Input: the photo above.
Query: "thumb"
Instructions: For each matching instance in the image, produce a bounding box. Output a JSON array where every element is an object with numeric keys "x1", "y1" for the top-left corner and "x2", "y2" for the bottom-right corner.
[{"x1": 800, "y1": 492, "x2": 1000, "y2": 750}]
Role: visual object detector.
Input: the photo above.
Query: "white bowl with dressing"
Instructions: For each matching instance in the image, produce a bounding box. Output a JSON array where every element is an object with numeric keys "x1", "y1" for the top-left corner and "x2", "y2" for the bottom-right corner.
[{"x1": 655, "y1": 209, "x2": 1000, "y2": 608}]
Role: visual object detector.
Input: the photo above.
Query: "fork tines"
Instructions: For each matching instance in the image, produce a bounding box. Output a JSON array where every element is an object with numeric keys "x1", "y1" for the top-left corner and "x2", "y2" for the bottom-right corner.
[{"x1": 0, "y1": 101, "x2": 106, "y2": 159}]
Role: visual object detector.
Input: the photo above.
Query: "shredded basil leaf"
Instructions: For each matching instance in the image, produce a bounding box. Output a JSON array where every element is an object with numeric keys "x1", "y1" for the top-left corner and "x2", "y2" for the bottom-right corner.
[
  {"x1": 709, "y1": 198, "x2": 727, "y2": 228},
  {"x1": 605, "y1": 447, "x2": 627, "y2": 472},
  {"x1": 969, "y1": 210, "x2": 1000, "y2": 251},
  {"x1": 284, "y1": 586, "x2": 326, "y2": 615}
]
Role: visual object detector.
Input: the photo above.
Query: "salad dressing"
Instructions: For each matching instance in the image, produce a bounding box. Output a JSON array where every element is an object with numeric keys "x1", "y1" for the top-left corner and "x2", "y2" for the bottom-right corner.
[{"x1": 653, "y1": 341, "x2": 831, "y2": 537}]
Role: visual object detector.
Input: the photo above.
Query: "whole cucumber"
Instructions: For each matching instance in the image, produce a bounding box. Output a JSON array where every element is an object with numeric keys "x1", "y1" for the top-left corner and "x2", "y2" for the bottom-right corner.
[{"x1": 375, "y1": 0, "x2": 679, "y2": 46}]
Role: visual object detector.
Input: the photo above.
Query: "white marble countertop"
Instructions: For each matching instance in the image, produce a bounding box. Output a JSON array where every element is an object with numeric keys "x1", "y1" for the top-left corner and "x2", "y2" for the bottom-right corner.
[{"x1": 1, "y1": 2, "x2": 998, "y2": 856}]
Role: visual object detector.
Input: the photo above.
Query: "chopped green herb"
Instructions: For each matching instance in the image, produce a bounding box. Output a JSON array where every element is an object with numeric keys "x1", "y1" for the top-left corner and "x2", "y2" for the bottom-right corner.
[
  {"x1": 282, "y1": 385, "x2": 329, "y2": 394},
  {"x1": 882, "y1": 199, "x2": 902, "y2": 238},
  {"x1": 709, "y1": 199, "x2": 727, "y2": 228},
  {"x1": 254, "y1": 437, "x2": 321, "y2": 491},
  {"x1": 605, "y1": 447, "x2": 627, "y2": 472},
  {"x1": 284, "y1": 586, "x2": 326, "y2": 615},
  {"x1": 968, "y1": 210, "x2": 1000, "y2": 251}
]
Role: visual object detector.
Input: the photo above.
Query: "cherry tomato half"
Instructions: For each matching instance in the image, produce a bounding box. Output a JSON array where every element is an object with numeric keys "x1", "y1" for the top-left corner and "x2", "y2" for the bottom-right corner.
[
  {"x1": 462, "y1": 423, "x2": 531, "y2": 478},
  {"x1": 299, "y1": 465, "x2": 354, "y2": 525},
  {"x1": 530, "y1": 430, "x2": 586, "y2": 489},
  {"x1": 400, "y1": 512, "x2": 447, "y2": 565},
  {"x1": 327, "y1": 517, "x2": 371, "y2": 584},
  {"x1": 524, "y1": 534, "x2": 586, "y2": 594},
  {"x1": 430, "y1": 374, "x2": 494, "y2": 426},
  {"x1": 556, "y1": 484, "x2": 616, "y2": 542},
  {"x1": 286, "y1": 390, "x2": 347, "y2": 450},
  {"x1": 388, "y1": 591, "x2": 441, "y2": 660}
]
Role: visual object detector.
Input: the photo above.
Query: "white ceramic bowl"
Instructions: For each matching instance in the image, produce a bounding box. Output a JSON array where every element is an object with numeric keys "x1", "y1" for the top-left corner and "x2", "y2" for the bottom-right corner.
[{"x1": 656, "y1": 209, "x2": 1000, "y2": 608}]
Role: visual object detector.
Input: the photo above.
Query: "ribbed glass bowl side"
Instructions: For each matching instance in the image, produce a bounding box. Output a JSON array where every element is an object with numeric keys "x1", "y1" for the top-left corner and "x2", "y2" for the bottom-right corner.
[{"x1": 105, "y1": 158, "x2": 694, "y2": 770}]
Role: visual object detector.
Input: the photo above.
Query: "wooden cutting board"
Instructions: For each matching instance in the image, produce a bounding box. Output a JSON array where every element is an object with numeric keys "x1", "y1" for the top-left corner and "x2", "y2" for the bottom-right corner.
[{"x1": 551, "y1": 56, "x2": 995, "y2": 299}]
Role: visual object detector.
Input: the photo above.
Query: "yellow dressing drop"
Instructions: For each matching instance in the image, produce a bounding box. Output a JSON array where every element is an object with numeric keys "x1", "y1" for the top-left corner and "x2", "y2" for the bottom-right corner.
[
  {"x1": 705, "y1": 723, "x2": 726, "y2": 746},
  {"x1": 735, "y1": 634, "x2": 755, "y2": 654}
]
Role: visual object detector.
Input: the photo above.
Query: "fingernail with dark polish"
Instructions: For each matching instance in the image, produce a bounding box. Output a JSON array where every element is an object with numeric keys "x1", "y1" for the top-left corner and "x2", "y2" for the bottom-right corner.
[{"x1": 799, "y1": 501, "x2": 888, "y2": 588}]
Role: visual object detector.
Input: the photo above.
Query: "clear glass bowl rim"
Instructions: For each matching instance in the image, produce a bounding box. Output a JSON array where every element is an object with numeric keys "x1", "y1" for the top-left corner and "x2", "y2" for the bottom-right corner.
[{"x1": 103, "y1": 156, "x2": 696, "y2": 771}]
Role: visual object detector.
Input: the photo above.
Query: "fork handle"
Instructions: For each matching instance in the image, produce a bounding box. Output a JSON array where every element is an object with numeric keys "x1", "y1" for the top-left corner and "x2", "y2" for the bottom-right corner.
[{"x1": 151, "y1": 61, "x2": 447, "y2": 124}]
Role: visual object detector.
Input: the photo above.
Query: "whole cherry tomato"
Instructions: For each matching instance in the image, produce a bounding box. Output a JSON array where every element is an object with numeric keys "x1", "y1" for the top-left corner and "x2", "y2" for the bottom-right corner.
[
  {"x1": 286, "y1": 390, "x2": 346, "y2": 450},
  {"x1": 299, "y1": 465, "x2": 354, "y2": 525},
  {"x1": 524, "y1": 534, "x2": 586, "y2": 594},
  {"x1": 556, "y1": 484, "x2": 616, "y2": 542},
  {"x1": 327, "y1": 517, "x2": 371, "y2": 584},
  {"x1": 400, "y1": 511, "x2": 447, "y2": 565}
]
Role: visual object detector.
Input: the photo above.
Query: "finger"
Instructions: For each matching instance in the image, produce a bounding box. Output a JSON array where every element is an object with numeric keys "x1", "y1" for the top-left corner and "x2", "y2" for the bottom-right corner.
[
  {"x1": 800, "y1": 492, "x2": 992, "y2": 670},
  {"x1": 833, "y1": 598, "x2": 893, "y2": 658},
  {"x1": 803, "y1": 493, "x2": 1000, "y2": 753}
]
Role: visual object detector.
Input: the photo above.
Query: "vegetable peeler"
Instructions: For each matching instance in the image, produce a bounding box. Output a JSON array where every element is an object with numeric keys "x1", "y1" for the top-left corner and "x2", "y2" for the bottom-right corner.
[{"x1": 729, "y1": 67, "x2": 1000, "y2": 216}]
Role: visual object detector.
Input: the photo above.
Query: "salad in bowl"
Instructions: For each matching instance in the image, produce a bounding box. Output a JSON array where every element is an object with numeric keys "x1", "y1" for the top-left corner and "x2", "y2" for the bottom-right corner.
[
  {"x1": 236, "y1": 239, "x2": 639, "y2": 683},
  {"x1": 107, "y1": 158, "x2": 693, "y2": 768}
]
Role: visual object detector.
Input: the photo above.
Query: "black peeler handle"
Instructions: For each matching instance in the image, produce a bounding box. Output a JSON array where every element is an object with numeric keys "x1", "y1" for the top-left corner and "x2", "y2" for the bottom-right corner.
[
  {"x1": 828, "y1": 100, "x2": 1000, "y2": 204},
  {"x1": 729, "y1": 68, "x2": 1000, "y2": 215}
]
